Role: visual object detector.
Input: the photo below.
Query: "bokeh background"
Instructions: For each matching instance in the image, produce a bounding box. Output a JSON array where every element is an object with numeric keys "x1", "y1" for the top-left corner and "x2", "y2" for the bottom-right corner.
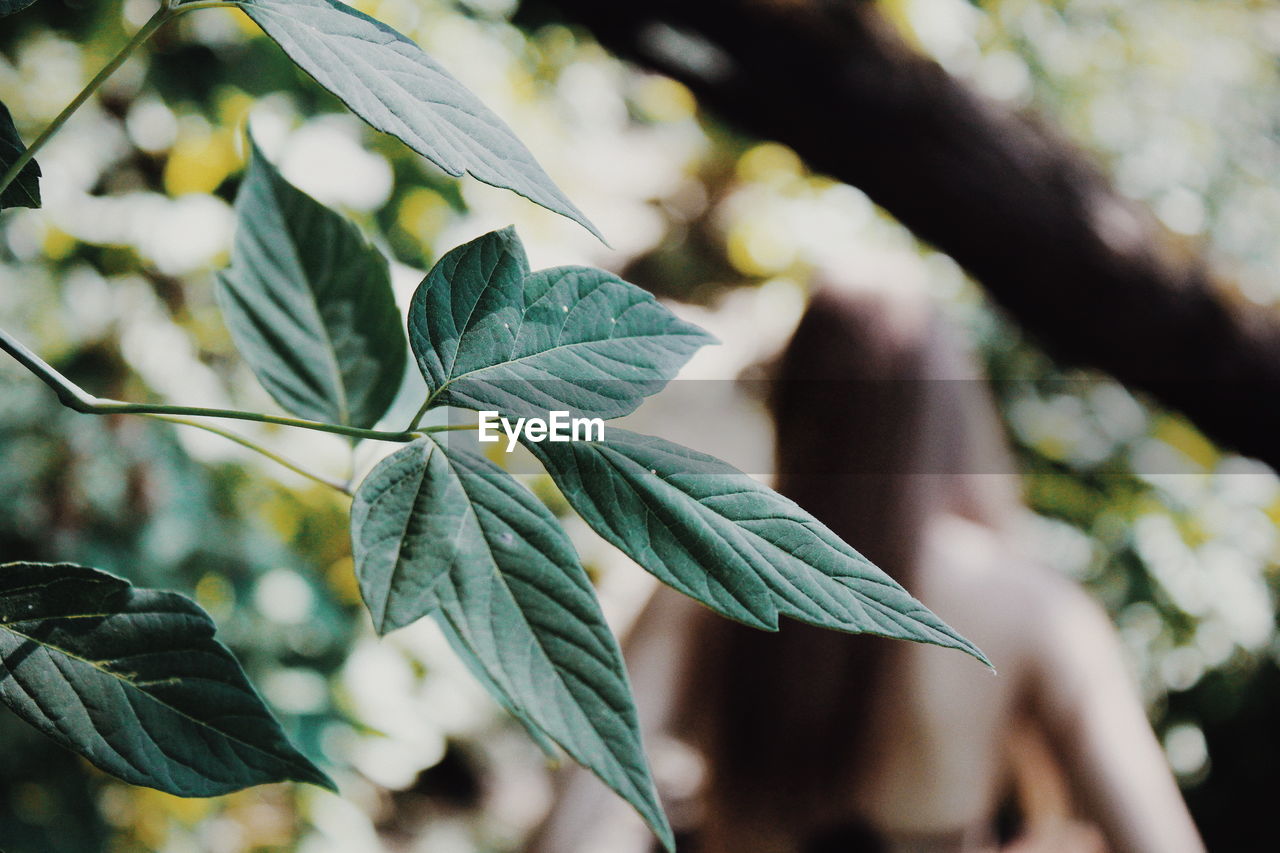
[{"x1": 3, "y1": 0, "x2": 1280, "y2": 850}]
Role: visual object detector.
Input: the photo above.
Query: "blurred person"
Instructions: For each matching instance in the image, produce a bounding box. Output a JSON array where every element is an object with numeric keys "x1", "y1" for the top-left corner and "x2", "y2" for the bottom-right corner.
[{"x1": 528, "y1": 285, "x2": 1205, "y2": 853}]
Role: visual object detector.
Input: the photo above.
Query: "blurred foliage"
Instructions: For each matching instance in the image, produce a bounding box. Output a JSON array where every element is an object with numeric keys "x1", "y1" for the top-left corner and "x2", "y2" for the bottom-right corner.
[{"x1": 2, "y1": 0, "x2": 1279, "y2": 850}]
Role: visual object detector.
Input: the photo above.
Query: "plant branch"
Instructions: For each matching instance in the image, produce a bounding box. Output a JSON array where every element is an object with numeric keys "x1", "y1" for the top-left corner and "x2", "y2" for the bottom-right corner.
[
  {"x1": 406, "y1": 396, "x2": 436, "y2": 431},
  {"x1": 0, "y1": 326, "x2": 420, "y2": 443},
  {"x1": 141, "y1": 414, "x2": 352, "y2": 494},
  {"x1": 173, "y1": 0, "x2": 243, "y2": 10},
  {"x1": 0, "y1": 0, "x2": 245, "y2": 198},
  {"x1": 0, "y1": 8, "x2": 173, "y2": 198},
  {"x1": 423, "y1": 423, "x2": 479, "y2": 433}
]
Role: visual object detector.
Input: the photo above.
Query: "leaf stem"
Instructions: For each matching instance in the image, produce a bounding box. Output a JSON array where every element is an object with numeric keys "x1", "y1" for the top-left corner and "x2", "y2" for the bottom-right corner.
[
  {"x1": 172, "y1": 0, "x2": 243, "y2": 10},
  {"x1": 141, "y1": 413, "x2": 352, "y2": 495},
  {"x1": 0, "y1": 325, "x2": 420, "y2": 443},
  {"x1": 0, "y1": 0, "x2": 245, "y2": 198},
  {"x1": 406, "y1": 396, "x2": 436, "y2": 431},
  {"x1": 0, "y1": 7, "x2": 173, "y2": 199},
  {"x1": 422, "y1": 423, "x2": 479, "y2": 433}
]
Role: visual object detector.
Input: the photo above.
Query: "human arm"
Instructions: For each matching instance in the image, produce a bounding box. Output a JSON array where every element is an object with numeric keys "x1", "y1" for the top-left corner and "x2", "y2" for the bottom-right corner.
[{"x1": 1026, "y1": 575, "x2": 1205, "y2": 853}]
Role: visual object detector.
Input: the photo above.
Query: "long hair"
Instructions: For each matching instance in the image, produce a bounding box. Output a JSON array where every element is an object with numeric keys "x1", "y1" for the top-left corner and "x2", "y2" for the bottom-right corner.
[{"x1": 676, "y1": 286, "x2": 1017, "y2": 852}]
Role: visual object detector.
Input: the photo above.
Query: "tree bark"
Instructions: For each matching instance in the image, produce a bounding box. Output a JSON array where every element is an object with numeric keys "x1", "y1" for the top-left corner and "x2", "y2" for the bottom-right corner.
[{"x1": 533, "y1": 0, "x2": 1280, "y2": 471}]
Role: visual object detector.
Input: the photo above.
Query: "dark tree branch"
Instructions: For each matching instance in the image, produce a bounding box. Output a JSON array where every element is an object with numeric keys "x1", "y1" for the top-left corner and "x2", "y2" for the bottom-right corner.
[{"x1": 536, "y1": 0, "x2": 1280, "y2": 470}]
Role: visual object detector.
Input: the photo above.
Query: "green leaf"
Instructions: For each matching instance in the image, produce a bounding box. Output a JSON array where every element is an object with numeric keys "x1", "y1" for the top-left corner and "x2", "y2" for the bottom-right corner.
[
  {"x1": 0, "y1": 100, "x2": 40, "y2": 210},
  {"x1": 217, "y1": 136, "x2": 406, "y2": 431},
  {"x1": 0, "y1": 0, "x2": 40, "y2": 18},
  {"x1": 529, "y1": 430, "x2": 990, "y2": 665},
  {"x1": 409, "y1": 228, "x2": 716, "y2": 420},
  {"x1": 0, "y1": 562, "x2": 335, "y2": 796},
  {"x1": 233, "y1": 0, "x2": 601, "y2": 239},
  {"x1": 350, "y1": 438, "x2": 672, "y2": 849},
  {"x1": 433, "y1": 616, "x2": 560, "y2": 760}
]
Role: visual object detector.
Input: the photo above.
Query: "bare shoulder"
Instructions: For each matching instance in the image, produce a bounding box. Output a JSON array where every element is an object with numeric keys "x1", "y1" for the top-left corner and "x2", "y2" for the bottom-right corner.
[
  {"x1": 918, "y1": 514, "x2": 1050, "y2": 615},
  {"x1": 916, "y1": 513, "x2": 1114, "y2": 676}
]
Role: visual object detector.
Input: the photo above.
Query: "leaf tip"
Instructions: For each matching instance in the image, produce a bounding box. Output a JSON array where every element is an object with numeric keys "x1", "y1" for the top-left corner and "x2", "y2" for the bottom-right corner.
[
  {"x1": 307, "y1": 767, "x2": 341, "y2": 794},
  {"x1": 358, "y1": 587, "x2": 397, "y2": 638},
  {"x1": 244, "y1": 125, "x2": 264, "y2": 158},
  {"x1": 290, "y1": 755, "x2": 340, "y2": 793},
  {"x1": 944, "y1": 630, "x2": 993, "y2": 672},
  {"x1": 369, "y1": 601, "x2": 420, "y2": 638},
  {"x1": 587, "y1": 220, "x2": 612, "y2": 249},
  {"x1": 483, "y1": 224, "x2": 529, "y2": 265},
  {"x1": 241, "y1": 125, "x2": 274, "y2": 181},
  {"x1": 695, "y1": 326, "x2": 722, "y2": 347},
  {"x1": 652, "y1": 814, "x2": 677, "y2": 853},
  {"x1": 371, "y1": 611, "x2": 398, "y2": 638},
  {"x1": 673, "y1": 316, "x2": 720, "y2": 349}
]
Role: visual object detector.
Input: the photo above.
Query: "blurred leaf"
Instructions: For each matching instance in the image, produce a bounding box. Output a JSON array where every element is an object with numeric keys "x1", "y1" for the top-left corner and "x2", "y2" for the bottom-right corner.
[
  {"x1": 0, "y1": 100, "x2": 40, "y2": 209},
  {"x1": 0, "y1": 562, "x2": 336, "y2": 796},
  {"x1": 530, "y1": 429, "x2": 989, "y2": 664},
  {"x1": 217, "y1": 136, "x2": 406, "y2": 430},
  {"x1": 0, "y1": 0, "x2": 39, "y2": 18},
  {"x1": 350, "y1": 438, "x2": 671, "y2": 849},
  {"x1": 234, "y1": 0, "x2": 601, "y2": 239},
  {"x1": 410, "y1": 227, "x2": 716, "y2": 420}
]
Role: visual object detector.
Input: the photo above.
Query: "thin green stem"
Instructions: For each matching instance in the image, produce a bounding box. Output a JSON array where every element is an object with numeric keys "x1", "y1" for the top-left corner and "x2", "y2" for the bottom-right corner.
[
  {"x1": 423, "y1": 423, "x2": 479, "y2": 433},
  {"x1": 0, "y1": 0, "x2": 245, "y2": 198},
  {"x1": 406, "y1": 396, "x2": 436, "y2": 431},
  {"x1": 141, "y1": 414, "x2": 352, "y2": 495},
  {"x1": 87, "y1": 400, "x2": 420, "y2": 442},
  {"x1": 0, "y1": 325, "x2": 420, "y2": 443},
  {"x1": 173, "y1": 0, "x2": 244, "y2": 12},
  {"x1": 0, "y1": 8, "x2": 172, "y2": 198},
  {"x1": 0, "y1": 0, "x2": 373, "y2": 483}
]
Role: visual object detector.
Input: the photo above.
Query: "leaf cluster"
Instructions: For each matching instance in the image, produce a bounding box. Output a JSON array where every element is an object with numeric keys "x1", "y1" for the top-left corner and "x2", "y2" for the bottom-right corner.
[{"x1": 0, "y1": 0, "x2": 986, "y2": 847}]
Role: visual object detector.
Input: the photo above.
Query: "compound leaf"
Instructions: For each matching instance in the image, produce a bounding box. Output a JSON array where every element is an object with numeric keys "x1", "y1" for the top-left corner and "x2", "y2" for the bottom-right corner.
[
  {"x1": 0, "y1": 100, "x2": 40, "y2": 209},
  {"x1": 529, "y1": 429, "x2": 989, "y2": 665},
  {"x1": 409, "y1": 228, "x2": 716, "y2": 420},
  {"x1": 0, "y1": 562, "x2": 335, "y2": 796},
  {"x1": 350, "y1": 438, "x2": 671, "y2": 849},
  {"x1": 217, "y1": 136, "x2": 406, "y2": 431},
  {"x1": 234, "y1": 0, "x2": 600, "y2": 238}
]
